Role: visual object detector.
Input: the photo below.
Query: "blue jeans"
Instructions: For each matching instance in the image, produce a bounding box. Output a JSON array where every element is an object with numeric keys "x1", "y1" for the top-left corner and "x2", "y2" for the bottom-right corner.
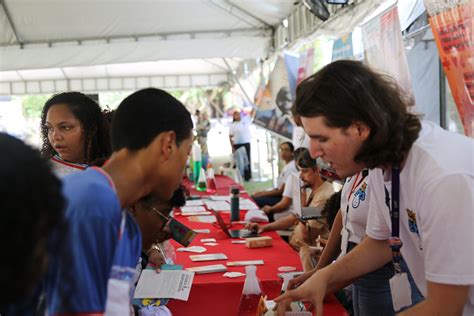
[{"x1": 349, "y1": 243, "x2": 423, "y2": 316}]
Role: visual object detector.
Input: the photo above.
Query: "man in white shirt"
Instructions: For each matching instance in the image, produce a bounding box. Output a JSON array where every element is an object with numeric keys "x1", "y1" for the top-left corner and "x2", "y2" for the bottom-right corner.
[
  {"x1": 229, "y1": 110, "x2": 252, "y2": 181},
  {"x1": 252, "y1": 142, "x2": 298, "y2": 212},
  {"x1": 276, "y1": 60, "x2": 473, "y2": 315}
]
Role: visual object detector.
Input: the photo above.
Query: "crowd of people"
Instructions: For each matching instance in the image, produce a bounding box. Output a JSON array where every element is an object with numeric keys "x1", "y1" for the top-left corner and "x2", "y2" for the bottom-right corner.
[{"x1": 0, "y1": 60, "x2": 472, "y2": 316}]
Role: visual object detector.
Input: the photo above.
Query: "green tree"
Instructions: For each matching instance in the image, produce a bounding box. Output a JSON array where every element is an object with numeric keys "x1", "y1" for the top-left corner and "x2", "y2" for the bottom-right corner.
[{"x1": 21, "y1": 94, "x2": 50, "y2": 119}]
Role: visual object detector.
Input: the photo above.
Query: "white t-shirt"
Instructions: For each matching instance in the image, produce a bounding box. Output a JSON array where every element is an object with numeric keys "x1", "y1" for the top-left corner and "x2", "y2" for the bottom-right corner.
[
  {"x1": 50, "y1": 155, "x2": 87, "y2": 178},
  {"x1": 282, "y1": 172, "x2": 297, "y2": 216},
  {"x1": 340, "y1": 171, "x2": 370, "y2": 245},
  {"x1": 277, "y1": 160, "x2": 298, "y2": 189},
  {"x1": 229, "y1": 117, "x2": 251, "y2": 144},
  {"x1": 366, "y1": 121, "x2": 474, "y2": 315},
  {"x1": 283, "y1": 172, "x2": 297, "y2": 199}
]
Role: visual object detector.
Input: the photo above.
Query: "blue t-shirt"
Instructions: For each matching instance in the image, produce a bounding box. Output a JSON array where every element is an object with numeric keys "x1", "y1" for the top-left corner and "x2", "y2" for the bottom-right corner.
[{"x1": 46, "y1": 168, "x2": 141, "y2": 315}]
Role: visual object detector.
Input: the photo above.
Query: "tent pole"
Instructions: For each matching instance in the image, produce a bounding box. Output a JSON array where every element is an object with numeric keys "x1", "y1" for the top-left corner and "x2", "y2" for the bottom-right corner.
[
  {"x1": 222, "y1": 58, "x2": 255, "y2": 108},
  {"x1": 0, "y1": 0, "x2": 22, "y2": 47},
  {"x1": 438, "y1": 59, "x2": 447, "y2": 129}
]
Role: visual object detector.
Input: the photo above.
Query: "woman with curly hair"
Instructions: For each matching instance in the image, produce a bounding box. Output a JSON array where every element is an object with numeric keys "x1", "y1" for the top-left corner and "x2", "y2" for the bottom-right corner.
[
  {"x1": 40, "y1": 92, "x2": 111, "y2": 177},
  {"x1": 0, "y1": 133, "x2": 66, "y2": 315}
]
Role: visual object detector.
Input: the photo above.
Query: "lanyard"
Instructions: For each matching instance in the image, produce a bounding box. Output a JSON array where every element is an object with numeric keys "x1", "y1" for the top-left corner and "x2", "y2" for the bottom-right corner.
[{"x1": 385, "y1": 165, "x2": 403, "y2": 273}]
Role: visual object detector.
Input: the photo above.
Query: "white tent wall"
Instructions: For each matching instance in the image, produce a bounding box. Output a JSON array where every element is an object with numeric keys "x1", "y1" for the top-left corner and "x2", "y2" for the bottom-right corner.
[{"x1": 0, "y1": 0, "x2": 295, "y2": 95}]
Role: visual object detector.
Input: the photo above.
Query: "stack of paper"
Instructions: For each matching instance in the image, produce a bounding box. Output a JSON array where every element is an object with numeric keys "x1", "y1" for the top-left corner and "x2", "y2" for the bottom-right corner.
[
  {"x1": 185, "y1": 199, "x2": 205, "y2": 206},
  {"x1": 134, "y1": 270, "x2": 194, "y2": 301},
  {"x1": 204, "y1": 201, "x2": 231, "y2": 211},
  {"x1": 209, "y1": 195, "x2": 230, "y2": 201},
  {"x1": 180, "y1": 206, "x2": 210, "y2": 216},
  {"x1": 239, "y1": 198, "x2": 259, "y2": 210}
]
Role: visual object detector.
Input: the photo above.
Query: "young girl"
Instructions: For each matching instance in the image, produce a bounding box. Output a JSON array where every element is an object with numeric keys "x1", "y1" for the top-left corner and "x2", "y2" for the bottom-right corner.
[{"x1": 40, "y1": 92, "x2": 111, "y2": 177}]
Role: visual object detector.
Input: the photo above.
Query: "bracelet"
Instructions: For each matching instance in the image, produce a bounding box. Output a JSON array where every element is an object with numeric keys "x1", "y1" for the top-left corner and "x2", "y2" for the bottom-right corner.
[{"x1": 147, "y1": 244, "x2": 160, "y2": 257}]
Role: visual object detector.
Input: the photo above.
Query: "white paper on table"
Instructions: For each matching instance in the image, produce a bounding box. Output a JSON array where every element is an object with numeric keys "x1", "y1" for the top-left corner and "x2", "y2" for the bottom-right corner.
[
  {"x1": 226, "y1": 260, "x2": 264, "y2": 266},
  {"x1": 181, "y1": 211, "x2": 211, "y2": 216},
  {"x1": 210, "y1": 195, "x2": 230, "y2": 201},
  {"x1": 134, "y1": 270, "x2": 194, "y2": 301},
  {"x1": 185, "y1": 200, "x2": 205, "y2": 206},
  {"x1": 223, "y1": 272, "x2": 246, "y2": 278},
  {"x1": 194, "y1": 229, "x2": 211, "y2": 234},
  {"x1": 201, "y1": 238, "x2": 216, "y2": 243},
  {"x1": 191, "y1": 215, "x2": 216, "y2": 223},
  {"x1": 189, "y1": 253, "x2": 228, "y2": 262},
  {"x1": 181, "y1": 206, "x2": 207, "y2": 213},
  {"x1": 205, "y1": 201, "x2": 231, "y2": 211},
  {"x1": 239, "y1": 199, "x2": 259, "y2": 210},
  {"x1": 186, "y1": 264, "x2": 227, "y2": 274},
  {"x1": 177, "y1": 246, "x2": 207, "y2": 253}
]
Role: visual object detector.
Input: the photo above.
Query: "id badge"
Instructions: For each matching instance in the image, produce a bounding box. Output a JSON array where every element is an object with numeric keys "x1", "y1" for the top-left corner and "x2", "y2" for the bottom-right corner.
[
  {"x1": 340, "y1": 228, "x2": 349, "y2": 256},
  {"x1": 389, "y1": 272, "x2": 412, "y2": 311},
  {"x1": 168, "y1": 218, "x2": 197, "y2": 247}
]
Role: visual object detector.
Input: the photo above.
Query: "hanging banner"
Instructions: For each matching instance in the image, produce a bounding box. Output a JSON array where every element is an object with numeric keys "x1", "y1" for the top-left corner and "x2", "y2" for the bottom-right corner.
[
  {"x1": 297, "y1": 48, "x2": 315, "y2": 85},
  {"x1": 425, "y1": 0, "x2": 473, "y2": 137},
  {"x1": 284, "y1": 52, "x2": 300, "y2": 100},
  {"x1": 361, "y1": 5, "x2": 414, "y2": 98},
  {"x1": 332, "y1": 33, "x2": 355, "y2": 61},
  {"x1": 254, "y1": 56, "x2": 294, "y2": 140}
]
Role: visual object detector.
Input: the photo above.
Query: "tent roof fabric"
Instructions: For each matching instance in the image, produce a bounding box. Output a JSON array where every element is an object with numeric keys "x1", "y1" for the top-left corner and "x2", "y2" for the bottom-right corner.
[{"x1": 0, "y1": 0, "x2": 294, "y2": 93}]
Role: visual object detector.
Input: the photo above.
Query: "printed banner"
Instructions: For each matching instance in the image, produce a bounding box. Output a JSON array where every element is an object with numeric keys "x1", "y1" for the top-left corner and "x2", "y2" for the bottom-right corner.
[
  {"x1": 361, "y1": 5, "x2": 414, "y2": 98},
  {"x1": 284, "y1": 52, "x2": 300, "y2": 100},
  {"x1": 254, "y1": 56, "x2": 294, "y2": 140},
  {"x1": 425, "y1": 0, "x2": 473, "y2": 136},
  {"x1": 332, "y1": 33, "x2": 355, "y2": 61},
  {"x1": 297, "y1": 48, "x2": 315, "y2": 85}
]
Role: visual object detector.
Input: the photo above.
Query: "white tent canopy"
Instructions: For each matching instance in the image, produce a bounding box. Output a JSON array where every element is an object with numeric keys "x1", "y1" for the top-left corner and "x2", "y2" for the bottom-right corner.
[{"x1": 0, "y1": 0, "x2": 294, "y2": 94}]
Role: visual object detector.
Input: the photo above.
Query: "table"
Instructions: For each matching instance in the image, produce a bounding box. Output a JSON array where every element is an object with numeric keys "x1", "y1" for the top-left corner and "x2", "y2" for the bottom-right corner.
[{"x1": 167, "y1": 175, "x2": 348, "y2": 316}]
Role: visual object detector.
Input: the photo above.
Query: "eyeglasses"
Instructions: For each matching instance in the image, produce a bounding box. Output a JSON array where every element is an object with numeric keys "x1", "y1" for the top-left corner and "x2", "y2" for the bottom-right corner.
[{"x1": 144, "y1": 203, "x2": 172, "y2": 228}]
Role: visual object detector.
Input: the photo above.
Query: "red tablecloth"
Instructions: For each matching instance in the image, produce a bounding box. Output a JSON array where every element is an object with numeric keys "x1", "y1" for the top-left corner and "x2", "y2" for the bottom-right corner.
[{"x1": 167, "y1": 175, "x2": 348, "y2": 316}]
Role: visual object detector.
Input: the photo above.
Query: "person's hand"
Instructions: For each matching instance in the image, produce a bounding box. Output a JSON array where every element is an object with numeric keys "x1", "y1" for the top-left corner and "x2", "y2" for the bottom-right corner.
[
  {"x1": 273, "y1": 298, "x2": 293, "y2": 314},
  {"x1": 275, "y1": 269, "x2": 330, "y2": 316},
  {"x1": 252, "y1": 191, "x2": 264, "y2": 198},
  {"x1": 245, "y1": 222, "x2": 264, "y2": 234},
  {"x1": 262, "y1": 205, "x2": 272, "y2": 215},
  {"x1": 148, "y1": 248, "x2": 166, "y2": 272},
  {"x1": 287, "y1": 269, "x2": 316, "y2": 291}
]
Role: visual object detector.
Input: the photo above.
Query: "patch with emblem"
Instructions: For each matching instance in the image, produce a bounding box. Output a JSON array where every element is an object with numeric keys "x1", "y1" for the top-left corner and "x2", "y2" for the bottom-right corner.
[
  {"x1": 352, "y1": 182, "x2": 367, "y2": 208},
  {"x1": 406, "y1": 208, "x2": 419, "y2": 234},
  {"x1": 406, "y1": 208, "x2": 423, "y2": 250}
]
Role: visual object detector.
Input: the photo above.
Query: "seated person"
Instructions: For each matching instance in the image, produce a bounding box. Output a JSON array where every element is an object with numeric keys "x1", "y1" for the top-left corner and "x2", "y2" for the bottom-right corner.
[
  {"x1": 297, "y1": 190, "x2": 342, "y2": 271},
  {"x1": 247, "y1": 149, "x2": 335, "y2": 249},
  {"x1": 259, "y1": 147, "x2": 307, "y2": 222},
  {"x1": 0, "y1": 133, "x2": 66, "y2": 315},
  {"x1": 252, "y1": 142, "x2": 297, "y2": 208}
]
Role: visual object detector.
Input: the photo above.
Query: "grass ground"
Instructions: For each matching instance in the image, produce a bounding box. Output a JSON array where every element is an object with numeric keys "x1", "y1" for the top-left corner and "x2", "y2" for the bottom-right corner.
[{"x1": 243, "y1": 179, "x2": 273, "y2": 195}]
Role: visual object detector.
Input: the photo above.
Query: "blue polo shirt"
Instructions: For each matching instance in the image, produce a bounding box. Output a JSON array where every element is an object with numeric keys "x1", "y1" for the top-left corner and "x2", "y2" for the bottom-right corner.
[{"x1": 46, "y1": 168, "x2": 141, "y2": 315}]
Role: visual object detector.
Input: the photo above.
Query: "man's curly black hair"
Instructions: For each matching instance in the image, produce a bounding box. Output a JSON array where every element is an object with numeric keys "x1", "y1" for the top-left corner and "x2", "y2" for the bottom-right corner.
[
  {"x1": 0, "y1": 133, "x2": 65, "y2": 309},
  {"x1": 40, "y1": 92, "x2": 111, "y2": 164}
]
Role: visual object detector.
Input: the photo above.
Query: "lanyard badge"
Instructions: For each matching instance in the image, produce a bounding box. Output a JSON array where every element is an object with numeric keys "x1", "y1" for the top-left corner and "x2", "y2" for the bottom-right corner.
[{"x1": 386, "y1": 165, "x2": 412, "y2": 311}]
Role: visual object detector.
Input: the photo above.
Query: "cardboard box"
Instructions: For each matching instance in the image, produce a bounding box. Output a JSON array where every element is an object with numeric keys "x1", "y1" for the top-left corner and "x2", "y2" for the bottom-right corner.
[{"x1": 245, "y1": 236, "x2": 273, "y2": 248}]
